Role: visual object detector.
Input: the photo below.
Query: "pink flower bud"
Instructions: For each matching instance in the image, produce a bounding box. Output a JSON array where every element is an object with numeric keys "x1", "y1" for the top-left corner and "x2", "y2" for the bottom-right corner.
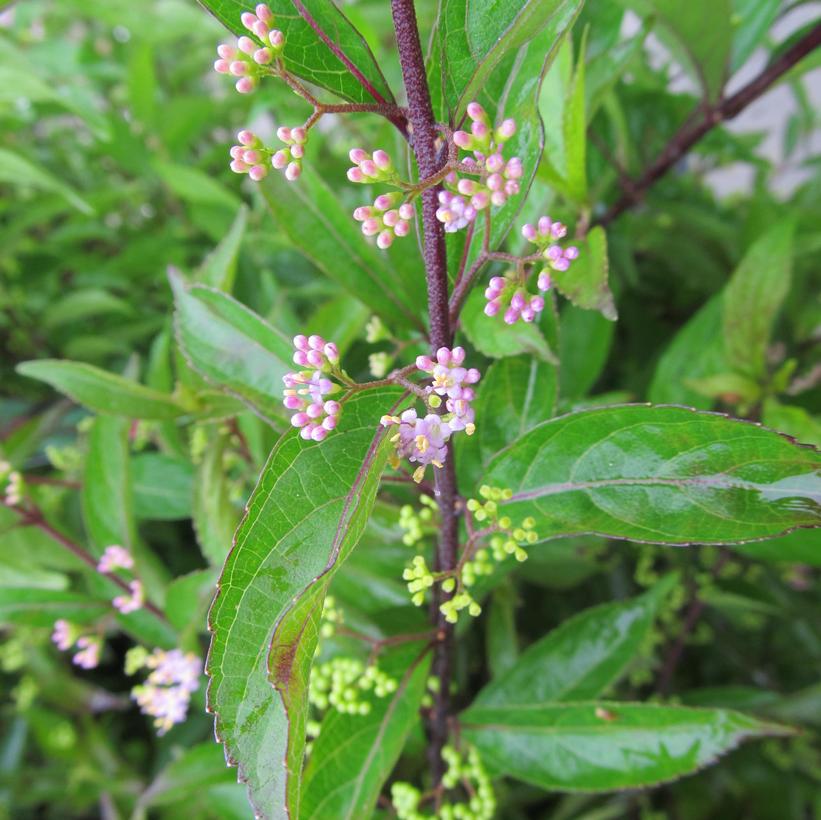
[
  {"x1": 372, "y1": 149, "x2": 391, "y2": 170},
  {"x1": 230, "y1": 159, "x2": 248, "y2": 173},
  {"x1": 214, "y1": 59, "x2": 230, "y2": 73},
  {"x1": 300, "y1": 426, "x2": 313, "y2": 440},
  {"x1": 522, "y1": 223, "x2": 537, "y2": 241},
  {"x1": 217, "y1": 44, "x2": 236, "y2": 59},
  {"x1": 453, "y1": 130, "x2": 472, "y2": 149},
  {"x1": 293, "y1": 351, "x2": 309, "y2": 367},
  {"x1": 484, "y1": 286, "x2": 497, "y2": 300},
  {"x1": 238, "y1": 130, "x2": 255, "y2": 146},
  {"x1": 306, "y1": 402, "x2": 324, "y2": 419},
  {"x1": 551, "y1": 222, "x2": 567, "y2": 238},
  {"x1": 471, "y1": 120, "x2": 489, "y2": 140},
  {"x1": 484, "y1": 300, "x2": 500, "y2": 316},
  {"x1": 324, "y1": 342, "x2": 339, "y2": 361},
  {"x1": 238, "y1": 36, "x2": 256, "y2": 55},
  {"x1": 382, "y1": 209, "x2": 399, "y2": 228},
  {"x1": 490, "y1": 191, "x2": 506, "y2": 206},
  {"x1": 229, "y1": 60, "x2": 248, "y2": 76},
  {"x1": 324, "y1": 400, "x2": 341, "y2": 416},
  {"x1": 256, "y1": 4, "x2": 274, "y2": 22},
  {"x1": 285, "y1": 162, "x2": 301, "y2": 180},
  {"x1": 311, "y1": 427, "x2": 328, "y2": 441},
  {"x1": 291, "y1": 412, "x2": 310, "y2": 428},
  {"x1": 376, "y1": 230, "x2": 394, "y2": 249},
  {"x1": 236, "y1": 77, "x2": 256, "y2": 94},
  {"x1": 416, "y1": 355, "x2": 433, "y2": 371},
  {"x1": 451, "y1": 347, "x2": 466, "y2": 365},
  {"x1": 373, "y1": 193, "x2": 395, "y2": 211},
  {"x1": 361, "y1": 218, "x2": 380, "y2": 236},
  {"x1": 360, "y1": 159, "x2": 378, "y2": 177},
  {"x1": 538, "y1": 216, "x2": 551, "y2": 235},
  {"x1": 521, "y1": 307, "x2": 536, "y2": 322},
  {"x1": 252, "y1": 20, "x2": 270, "y2": 39},
  {"x1": 466, "y1": 101, "x2": 486, "y2": 121},
  {"x1": 398, "y1": 203, "x2": 414, "y2": 220},
  {"x1": 277, "y1": 126, "x2": 292, "y2": 142},
  {"x1": 284, "y1": 395, "x2": 302, "y2": 410},
  {"x1": 241, "y1": 12, "x2": 258, "y2": 30},
  {"x1": 322, "y1": 416, "x2": 338, "y2": 431},
  {"x1": 290, "y1": 144, "x2": 304, "y2": 159},
  {"x1": 486, "y1": 152, "x2": 504, "y2": 173},
  {"x1": 254, "y1": 47, "x2": 272, "y2": 64},
  {"x1": 291, "y1": 127, "x2": 307, "y2": 144},
  {"x1": 471, "y1": 191, "x2": 490, "y2": 210},
  {"x1": 229, "y1": 145, "x2": 244, "y2": 159},
  {"x1": 269, "y1": 30, "x2": 285, "y2": 49},
  {"x1": 505, "y1": 158, "x2": 523, "y2": 179},
  {"x1": 486, "y1": 173, "x2": 502, "y2": 192},
  {"x1": 308, "y1": 334, "x2": 324, "y2": 350},
  {"x1": 566, "y1": 246, "x2": 579, "y2": 259},
  {"x1": 496, "y1": 118, "x2": 516, "y2": 139},
  {"x1": 530, "y1": 296, "x2": 545, "y2": 312},
  {"x1": 272, "y1": 150, "x2": 288, "y2": 169},
  {"x1": 349, "y1": 148, "x2": 368, "y2": 164},
  {"x1": 457, "y1": 178, "x2": 476, "y2": 195},
  {"x1": 505, "y1": 180, "x2": 520, "y2": 197},
  {"x1": 249, "y1": 165, "x2": 267, "y2": 181},
  {"x1": 537, "y1": 271, "x2": 551, "y2": 291},
  {"x1": 436, "y1": 347, "x2": 451, "y2": 365},
  {"x1": 294, "y1": 334, "x2": 309, "y2": 350},
  {"x1": 347, "y1": 167, "x2": 364, "y2": 183},
  {"x1": 490, "y1": 277, "x2": 506, "y2": 290},
  {"x1": 394, "y1": 220, "x2": 410, "y2": 237},
  {"x1": 243, "y1": 149, "x2": 260, "y2": 163},
  {"x1": 353, "y1": 206, "x2": 371, "y2": 221},
  {"x1": 504, "y1": 306, "x2": 519, "y2": 324},
  {"x1": 511, "y1": 292, "x2": 526, "y2": 310}
]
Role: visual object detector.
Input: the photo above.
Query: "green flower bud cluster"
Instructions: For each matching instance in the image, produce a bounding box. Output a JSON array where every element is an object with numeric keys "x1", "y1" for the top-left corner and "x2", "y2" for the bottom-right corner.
[
  {"x1": 320, "y1": 595, "x2": 343, "y2": 639},
  {"x1": 399, "y1": 495, "x2": 438, "y2": 547},
  {"x1": 420, "y1": 674, "x2": 440, "y2": 708},
  {"x1": 308, "y1": 657, "x2": 397, "y2": 716},
  {"x1": 403, "y1": 554, "x2": 436, "y2": 606},
  {"x1": 390, "y1": 744, "x2": 495, "y2": 820},
  {"x1": 468, "y1": 485, "x2": 538, "y2": 563},
  {"x1": 305, "y1": 718, "x2": 322, "y2": 756},
  {"x1": 369, "y1": 351, "x2": 394, "y2": 378},
  {"x1": 365, "y1": 315, "x2": 391, "y2": 344},
  {"x1": 439, "y1": 586, "x2": 482, "y2": 624}
]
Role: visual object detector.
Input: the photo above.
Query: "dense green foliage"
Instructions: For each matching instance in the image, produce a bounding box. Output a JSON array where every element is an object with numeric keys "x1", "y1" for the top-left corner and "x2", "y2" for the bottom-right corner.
[{"x1": 1, "y1": 0, "x2": 820, "y2": 818}]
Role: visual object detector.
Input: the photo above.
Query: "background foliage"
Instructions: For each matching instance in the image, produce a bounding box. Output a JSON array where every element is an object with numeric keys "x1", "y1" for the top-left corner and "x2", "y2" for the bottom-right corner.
[{"x1": 1, "y1": 0, "x2": 820, "y2": 818}]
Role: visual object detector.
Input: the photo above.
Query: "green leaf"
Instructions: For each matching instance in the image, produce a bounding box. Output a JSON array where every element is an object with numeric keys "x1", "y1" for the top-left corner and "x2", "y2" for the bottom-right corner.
[
  {"x1": 685, "y1": 372, "x2": 762, "y2": 405},
  {"x1": 562, "y1": 28, "x2": 588, "y2": 204},
  {"x1": 17, "y1": 360, "x2": 190, "y2": 420},
  {"x1": 131, "y1": 453, "x2": 194, "y2": 520},
  {"x1": 723, "y1": 220, "x2": 794, "y2": 378},
  {"x1": 730, "y1": 0, "x2": 780, "y2": 72},
  {"x1": 551, "y1": 227, "x2": 616, "y2": 320},
  {"x1": 485, "y1": 404, "x2": 821, "y2": 545},
  {"x1": 629, "y1": 0, "x2": 733, "y2": 101},
  {"x1": 0, "y1": 588, "x2": 108, "y2": 627},
  {"x1": 436, "y1": 0, "x2": 584, "y2": 118},
  {"x1": 165, "y1": 569, "x2": 218, "y2": 633},
  {"x1": 737, "y1": 529, "x2": 821, "y2": 567},
  {"x1": 172, "y1": 273, "x2": 293, "y2": 422},
  {"x1": 259, "y1": 169, "x2": 422, "y2": 332},
  {"x1": 300, "y1": 642, "x2": 430, "y2": 819},
  {"x1": 197, "y1": 205, "x2": 249, "y2": 292},
  {"x1": 154, "y1": 161, "x2": 240, "y2": 210},
  {"x1": 0, "y1": 148, "x2": 93, "y2": 215},
  {"x1": 648, "y1": 294, "x2": 727, "y2": 409},
  {"x1": 193, "y1": 431, "x2": 241, "y2": 566},
  {"x1": 558, "y1": 304, "x2": 614, "y2": 400},
  {"x1": 41, "y1": 289, "x2": 133, "y2": 330},
  {"x1": 473, "y1": 576, "x2": 677, "y2": 707},
  {"x1": 461, "y1": 702, "x2": 791, "y2": 791},
  {"x1": 197, "y1": 0, "x2": 395, "y2": 105},
  {"x1": 206, "y1": 388, "x2": 407, "y2": 818},
  {"x1": 486, "y1": 581, "x2": 519, "y2": 679},
  {"x1": 461, "y1": 289, "x2": 557, "y2": 362},
  {"x1": 763, "y1": 399, "x2": 821, "y2": 448}
]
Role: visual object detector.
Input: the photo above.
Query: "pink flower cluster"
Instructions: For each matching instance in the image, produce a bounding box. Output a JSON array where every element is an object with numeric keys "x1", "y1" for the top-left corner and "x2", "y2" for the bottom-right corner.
[
  {"x1": 347, "y1": 148, "x2": 396, "y2": 184},
  {"x1": 213, "y1": 4, "x2": 284, "y2": 94},
  {"x1": 113, "y1": 580, "x2": 144, "y2": 615},
  {"x1": 228, "y1": 127, "x2": 305, "y2": 182},
  {"x1": 485, "y1": 276, "x2": 545, "y2": 324},
  {"x1": 523, "y1": 216, "x2": 580, "y2": 274},
  {"x1": 381, "y1": 347, "x2": 481, "y2": 482},
  {"x1": 96, "y1": 545, "x2": 145, "y2": 614},
  {"x1": 283, "y1": 335, "x2": 343, "y2": 442},
  {"x1": 353, "y1": 193, "x2": 414, "y2": 249},
  {"x1": 436, "y1": 103, "x2": 522, "y2": 232},
  {"x1": 131, "y1": 649, "x2": 201, "y2": 735},
  {"x1": 52, "y1": 620, "x2": 103, "y2": 669}
]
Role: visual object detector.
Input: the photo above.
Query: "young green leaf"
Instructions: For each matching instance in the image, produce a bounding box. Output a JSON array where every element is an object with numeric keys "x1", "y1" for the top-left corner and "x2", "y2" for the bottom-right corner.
[
  {"x1": 197, "y1": 205, "x2": 248, "y2": 293},
  {"x1": 485, "y1": 404, "x2": 821, "y2": 544},
  {"x1": 17, "y1": 360, "x2": 190, "y2": 420},
  {"x1": 473, "y1": 576, "x2": 677, "y2": 707},
  {"x1": 723, "y1": 219, "x2": 794, "y2": 379},
  {"x1": 206, "y1": 388, "x2": 407, "y2": 819},
  {"x1": 562, "y1": 28, "x2": 588, "y2": 205},
  {"x1": 131, "y1": 453, "x2": 194, "y2": 520},
  {"x1": 461, "y1": 702, "x2": 791, "y2": 791},
  {"x1": 551, "y1": 227, "x2": 616, "y2": 320},
  {"x1": 0, "y1": 588, "x2": 108, "y2": 627},
  {"x1": 172, "y1": 273, "x2": 293, "y2": 423},
  {"x1": 300, "y1": 642, "x2": 430, "y2": 819},
  {"x1": 197, "y1": 0, "x2": 395, "y2": 105}
]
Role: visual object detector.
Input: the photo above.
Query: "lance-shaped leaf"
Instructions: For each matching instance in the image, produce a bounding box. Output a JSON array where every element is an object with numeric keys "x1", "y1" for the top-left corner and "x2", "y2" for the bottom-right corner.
[
  {"x1": 197, "y1": 0, "x2": 394, "y2": 106},
  {"x1": 723, "y1": 219, "x2": 794, "y2": 379},
  {"x1": 473, "y1": 575, "x2": 678, "y2": 708},
  {"x1": 485, "y1": 404, "x2": 821, "y2": 545},
  {"x1": 551, "y1": 227, "x2": 616, "y2": 320},
  {"x1": 259, "y1": 170, "x2": 423, "y2": 333},
  {"x1": 461, "y1": 702, "x2": 792, "y2": 791},
  {"x1": 172, "y1": 273, "x2": 292, "y2": 423},
  {"x1": 206, "y1": 388, "x2": 406, "y2": 819},
  {"x1": 435, "y1": 0, "x2": 584, "y2": 118},
  {"x1": 16, "y1": 360, "x2": 190, "y2": 420},
  {"x1": 300, "y1": 642, "x2": 430, "y2": 819}
]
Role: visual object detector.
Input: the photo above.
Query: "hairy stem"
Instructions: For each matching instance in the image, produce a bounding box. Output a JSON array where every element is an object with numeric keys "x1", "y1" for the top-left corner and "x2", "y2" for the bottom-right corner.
[
  {"x1": 597, "y1": 23, "x2": 821, "y2": 226},
  {"x1": 391, "y1": 0, "x2": 459, "y2": 785}
]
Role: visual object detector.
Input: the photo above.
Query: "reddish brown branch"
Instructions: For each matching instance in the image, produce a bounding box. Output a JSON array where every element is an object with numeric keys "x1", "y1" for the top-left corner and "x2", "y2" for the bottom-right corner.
[{"x1": 597, "y1": 23, "x2": 821, "y2": 227}]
